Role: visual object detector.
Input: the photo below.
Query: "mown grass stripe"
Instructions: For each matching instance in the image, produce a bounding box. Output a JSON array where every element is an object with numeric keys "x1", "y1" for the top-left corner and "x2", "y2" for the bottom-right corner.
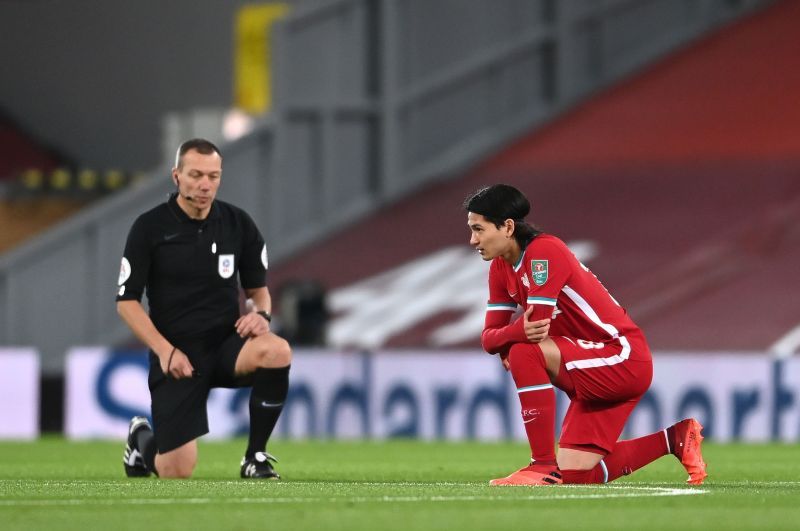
[{"x1": 0, "y1": 486, "x2": 707, "y2": 507}]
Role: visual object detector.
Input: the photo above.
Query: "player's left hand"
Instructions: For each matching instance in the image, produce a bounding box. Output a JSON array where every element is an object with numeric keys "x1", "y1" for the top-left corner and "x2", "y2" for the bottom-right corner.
[
  {"x1": 235, "y1": 311, "x2": 270, "y2": 338},
  {"x1": 499, "y1": 351, "x2": 510, "y2": 372}
]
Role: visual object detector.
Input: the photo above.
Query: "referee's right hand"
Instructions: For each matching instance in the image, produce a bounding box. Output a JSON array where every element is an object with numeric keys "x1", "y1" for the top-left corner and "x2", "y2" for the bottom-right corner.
[{"x1": 160, "y1": 347, "x2": 195, "y2": 379}]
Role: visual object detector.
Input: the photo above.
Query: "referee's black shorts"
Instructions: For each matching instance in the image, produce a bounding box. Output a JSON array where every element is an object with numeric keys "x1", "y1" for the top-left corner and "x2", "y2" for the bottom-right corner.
[{"x1": 147, "y1": 328, "x2": 254, "y2": 453}]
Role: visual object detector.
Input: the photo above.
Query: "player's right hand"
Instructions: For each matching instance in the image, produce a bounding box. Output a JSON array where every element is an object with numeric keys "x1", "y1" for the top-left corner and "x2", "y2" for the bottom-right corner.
[
  {"x1": 161, "y1": 347, "x2": 195, "y2": 379},
  {"x1": 523, "y1": 306, "x2": 551, "y2": 343}
]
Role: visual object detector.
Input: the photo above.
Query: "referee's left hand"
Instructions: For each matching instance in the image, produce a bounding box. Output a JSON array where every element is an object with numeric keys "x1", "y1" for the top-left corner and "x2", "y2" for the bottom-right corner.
[{"x1": 235, "y1": 311, "x2": 270, "y2": 338}]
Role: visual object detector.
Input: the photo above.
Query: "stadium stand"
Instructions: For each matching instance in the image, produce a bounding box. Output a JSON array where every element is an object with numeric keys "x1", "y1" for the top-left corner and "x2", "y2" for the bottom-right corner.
[
  {"x1": 0, "y1": 111, "x2": 63, "y2": 182},
  {"x1": 0, "y1": 0, "x2": 781, "y2": 437},
  {"x1": 0, "y1": 199, "x2": 88, "y2": 253},
  {"x1": 0, "y1": 109, "x2": 148, "y2": 252},
  {"x1": 0, "y1": 0, "x2": 777, "y2": 378},
  {"x1": 0, "y1": 111, "x2": 89, "y2": 252},
  {"x1": 267, "y1": 0, "x2": 800, "y2": 353}
]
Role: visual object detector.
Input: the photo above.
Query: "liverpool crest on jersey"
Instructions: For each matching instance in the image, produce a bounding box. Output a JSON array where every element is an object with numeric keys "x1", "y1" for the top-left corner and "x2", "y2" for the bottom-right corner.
[{"x1": 531, "y1": 260, "x2": 548, "y2": 286}]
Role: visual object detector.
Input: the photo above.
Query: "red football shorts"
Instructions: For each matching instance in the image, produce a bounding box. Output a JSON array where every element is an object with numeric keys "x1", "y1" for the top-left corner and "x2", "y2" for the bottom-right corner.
[{"x1": 551, "y1": 333, "x2": 653, "y2": 454}]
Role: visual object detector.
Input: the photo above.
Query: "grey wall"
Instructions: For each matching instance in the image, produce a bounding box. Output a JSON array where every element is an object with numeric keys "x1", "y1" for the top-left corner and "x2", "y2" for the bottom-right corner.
[{"x1": 0, "y1": 0, "x2": 263, "y2": 171}]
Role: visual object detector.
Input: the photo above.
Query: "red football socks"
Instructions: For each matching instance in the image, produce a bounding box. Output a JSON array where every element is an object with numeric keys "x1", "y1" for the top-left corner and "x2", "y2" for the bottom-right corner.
[
  {"x1": 561, "y1": 430, "x2": 670, "y2": 484},
  {"x1": 507, "y1": 343, "x2": 556, "y2": 463}
]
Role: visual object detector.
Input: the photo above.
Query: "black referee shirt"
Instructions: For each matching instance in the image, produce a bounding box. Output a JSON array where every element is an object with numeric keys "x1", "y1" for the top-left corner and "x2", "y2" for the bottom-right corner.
[{"x1": 117, "y1": 193, "x2": 268, "y2": 340}]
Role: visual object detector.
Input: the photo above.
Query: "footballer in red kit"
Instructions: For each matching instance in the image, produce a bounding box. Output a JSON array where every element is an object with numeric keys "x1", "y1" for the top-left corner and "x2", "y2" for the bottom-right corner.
[{"x1": 465, "y1": 184, "x2": 707, "y2": 486}]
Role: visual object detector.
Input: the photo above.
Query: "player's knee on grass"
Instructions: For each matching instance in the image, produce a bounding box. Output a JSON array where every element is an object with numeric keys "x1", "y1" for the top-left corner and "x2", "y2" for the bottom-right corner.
[
  {"x1": 557, "y1": 445, "x2": 605, "y2": 471},
  {"x1": 559, "y1": 468, "x2": 604, "y2": 484}
]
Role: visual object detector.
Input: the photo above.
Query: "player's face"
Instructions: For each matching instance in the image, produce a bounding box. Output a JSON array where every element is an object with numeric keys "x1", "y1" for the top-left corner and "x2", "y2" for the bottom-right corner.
[
  {"x1": 467, "y1": 212, "x2": 512, "y2": 261},
  {"x1": 173, "y1": 149, "x2": 222, "y2": 212}
]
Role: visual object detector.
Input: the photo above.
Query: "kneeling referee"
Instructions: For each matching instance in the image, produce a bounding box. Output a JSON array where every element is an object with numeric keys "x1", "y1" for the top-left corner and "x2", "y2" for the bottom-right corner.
[{"x1": 117, "y1": 138, "x2": 291, "y2": 479}]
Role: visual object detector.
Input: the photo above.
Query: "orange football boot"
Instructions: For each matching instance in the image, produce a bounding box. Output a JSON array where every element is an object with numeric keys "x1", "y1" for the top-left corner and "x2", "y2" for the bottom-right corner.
[
  {"x1": 490, "y1": 463, "x2": 563, "y2": 486},
  {"x1": 671, "y1": 418, "x2": 708, "y2": 485}
]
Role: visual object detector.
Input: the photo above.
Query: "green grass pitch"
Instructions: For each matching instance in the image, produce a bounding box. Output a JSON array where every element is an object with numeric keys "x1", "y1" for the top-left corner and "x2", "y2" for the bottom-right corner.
[{"x1": 1, "y1": 438, "x2": 799, "y2": 530}]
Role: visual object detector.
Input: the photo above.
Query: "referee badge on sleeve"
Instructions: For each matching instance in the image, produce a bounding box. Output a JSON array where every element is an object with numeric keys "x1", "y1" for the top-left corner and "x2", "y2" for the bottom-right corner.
[
  {"x1": 218, "y1": 254, "x2": 235, "y2": 278},
  {"x1": 118, "y1": 257, "x2": 131, "y2": 286}
]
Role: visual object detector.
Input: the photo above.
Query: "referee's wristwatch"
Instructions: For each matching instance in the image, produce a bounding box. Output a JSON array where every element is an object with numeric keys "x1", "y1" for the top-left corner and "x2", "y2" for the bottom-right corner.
[{"x1": 257, "y1": 310, "x2": 272, "y2": 323}]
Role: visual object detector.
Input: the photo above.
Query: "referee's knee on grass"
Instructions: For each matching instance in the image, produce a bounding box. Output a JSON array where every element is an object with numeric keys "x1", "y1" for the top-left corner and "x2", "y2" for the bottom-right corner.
[{"x1": 157, "y1": 461, "x2": 195, "y2": 479}]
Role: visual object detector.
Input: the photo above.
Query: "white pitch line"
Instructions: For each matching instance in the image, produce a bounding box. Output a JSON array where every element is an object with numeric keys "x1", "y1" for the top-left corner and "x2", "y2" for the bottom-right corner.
[
  {"x1": 7, "y1": 480, "x2": 790, "y2": 487},
  {"x1": 0, "y1": 487, "x2": 706, "y2": 507}
]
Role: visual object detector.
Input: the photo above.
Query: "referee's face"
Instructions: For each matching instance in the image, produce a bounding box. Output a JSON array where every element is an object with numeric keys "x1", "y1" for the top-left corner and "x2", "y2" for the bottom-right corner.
[{"x1": 173, "y1": 149, "x2": 222, "y2": 218}]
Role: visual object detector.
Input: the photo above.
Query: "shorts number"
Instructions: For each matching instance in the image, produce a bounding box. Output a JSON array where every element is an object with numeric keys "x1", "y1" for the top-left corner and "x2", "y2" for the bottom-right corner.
[{"x1": 577, "y1": 339, "x2": 604, "y2": 350}]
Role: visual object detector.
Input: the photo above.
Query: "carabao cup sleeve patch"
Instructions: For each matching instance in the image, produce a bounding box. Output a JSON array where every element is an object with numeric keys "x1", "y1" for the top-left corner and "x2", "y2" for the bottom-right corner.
[
  {"x1": 531, "y1": 259, "x2": 548, "y2": 286},
  {"x1": 261, "y1": 244, "x2": 268, "y2": 270}
]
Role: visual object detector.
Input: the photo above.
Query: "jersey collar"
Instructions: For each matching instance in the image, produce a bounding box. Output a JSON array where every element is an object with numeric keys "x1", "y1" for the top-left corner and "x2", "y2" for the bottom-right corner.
[{"x1": 512, "y1": 249, "x2": 525, "y2": 272}]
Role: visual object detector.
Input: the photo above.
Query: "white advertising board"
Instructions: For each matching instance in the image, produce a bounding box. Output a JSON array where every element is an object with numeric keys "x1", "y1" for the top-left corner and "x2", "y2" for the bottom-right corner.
[
  {"x1": 64, "y1": 348, "x2": 800, "y2": 442},
  {"x1": 0, "y1": 348, "x2": 40, "y2": 439}
]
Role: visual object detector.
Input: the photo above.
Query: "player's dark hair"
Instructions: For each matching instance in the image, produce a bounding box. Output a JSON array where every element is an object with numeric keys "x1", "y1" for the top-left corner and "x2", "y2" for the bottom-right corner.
[
  {"x1": 175, "y1": 138, "x2": 222, "y2": 169},
  {"x1": 463, "y1": 184, "x2": 542, "y2": 249}
]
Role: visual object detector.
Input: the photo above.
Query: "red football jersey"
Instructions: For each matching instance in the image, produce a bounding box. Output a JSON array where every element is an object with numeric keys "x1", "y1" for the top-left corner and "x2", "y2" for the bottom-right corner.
[{"x1": 481, "y1": 234, "x2": 650, "y2": 363}]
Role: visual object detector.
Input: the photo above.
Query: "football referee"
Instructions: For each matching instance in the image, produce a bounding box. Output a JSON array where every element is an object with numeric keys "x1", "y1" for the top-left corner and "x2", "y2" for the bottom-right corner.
[{"x1": 117, "y1": 138, "x2": 291, "y2": 479}]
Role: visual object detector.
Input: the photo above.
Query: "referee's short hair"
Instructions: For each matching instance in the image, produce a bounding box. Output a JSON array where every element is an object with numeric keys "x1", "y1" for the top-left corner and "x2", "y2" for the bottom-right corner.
[{"x1": 175, "y1": 138, "x2": 222, "y2": 169}]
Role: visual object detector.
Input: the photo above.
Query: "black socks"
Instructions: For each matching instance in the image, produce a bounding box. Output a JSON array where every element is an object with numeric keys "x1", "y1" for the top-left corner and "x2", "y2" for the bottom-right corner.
[
  {"x1": 245, "y1": 365, "x2": 290, "y2": 459},
  {"x1": 136, "y1": 427, "x2": 158, "y2": 474}
]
